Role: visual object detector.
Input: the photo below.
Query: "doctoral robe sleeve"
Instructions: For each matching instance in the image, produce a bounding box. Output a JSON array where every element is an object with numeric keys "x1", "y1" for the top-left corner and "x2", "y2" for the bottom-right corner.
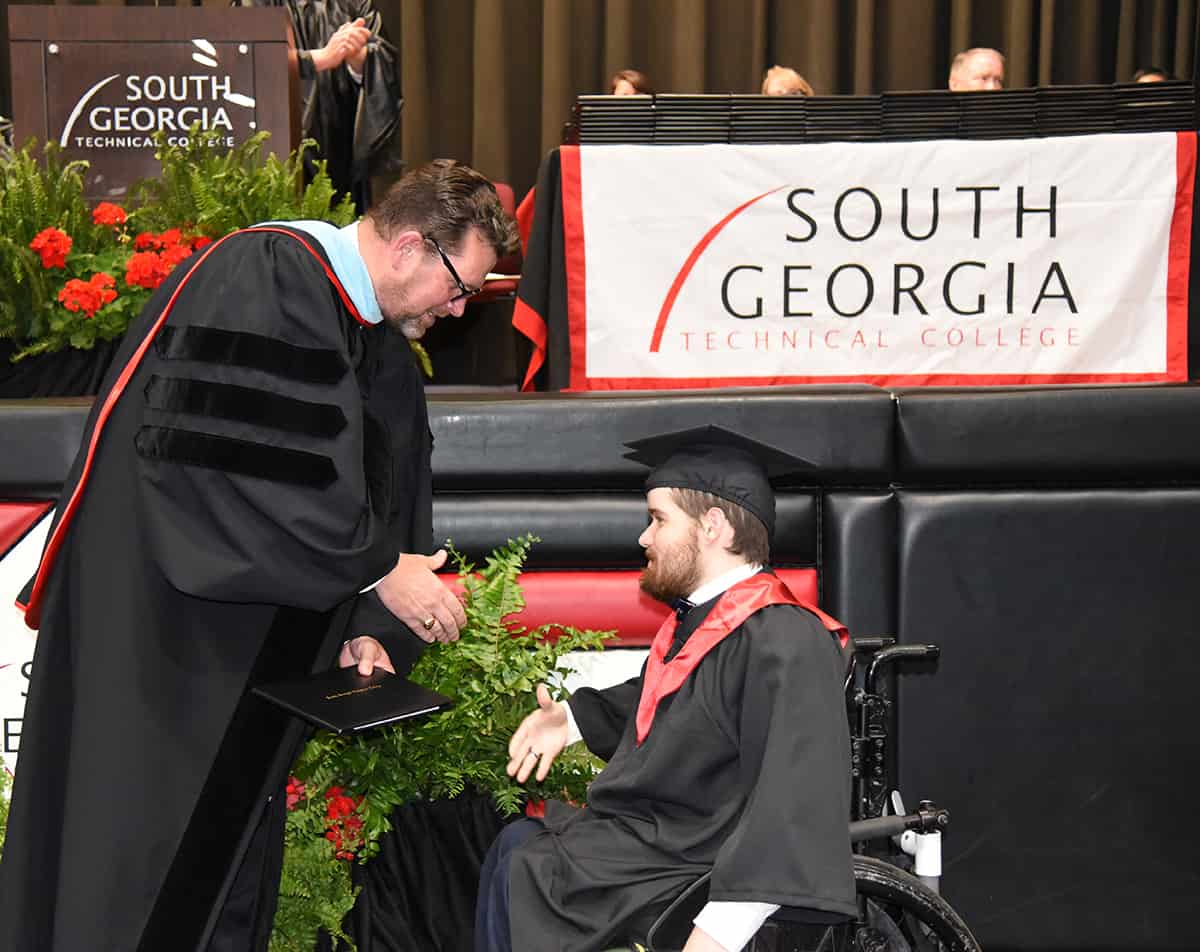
[
  {"x1": 569, "y1": 674, "x2": 643, "y2": 762},
  {"x1": 707, "y1": 606, "x2": 857, "y2": 917},
  {"x1": 133, "y1": 232, "x2": 394, "y2": 614}
]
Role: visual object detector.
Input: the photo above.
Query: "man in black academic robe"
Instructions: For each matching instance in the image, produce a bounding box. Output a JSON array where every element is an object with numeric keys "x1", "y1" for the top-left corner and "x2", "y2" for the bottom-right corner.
[
  {"x1": 477, "y1": 428, "x2": 856, "y2": 952},
  {"x1": 239, "y1": 0, "x2": 403, "y2": 211},
  {"x1": 0, "y1": 160, "x2": 514, "y2": 952}
]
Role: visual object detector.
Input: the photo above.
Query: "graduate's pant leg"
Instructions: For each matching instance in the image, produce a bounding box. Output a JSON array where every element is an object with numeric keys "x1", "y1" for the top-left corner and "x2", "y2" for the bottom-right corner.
[{"x1": 475, "y1": 818, "x2": 544, "y2": 952}]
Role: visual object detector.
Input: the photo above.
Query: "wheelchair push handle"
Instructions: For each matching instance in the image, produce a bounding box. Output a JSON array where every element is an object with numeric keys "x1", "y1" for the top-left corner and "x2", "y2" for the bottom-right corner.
[
  {"x1": 849, "y1": 800, "x2": 949, "y2": 844},
  {"x1": 864, "y1": 643, "x2": 940, "y2": 693}
]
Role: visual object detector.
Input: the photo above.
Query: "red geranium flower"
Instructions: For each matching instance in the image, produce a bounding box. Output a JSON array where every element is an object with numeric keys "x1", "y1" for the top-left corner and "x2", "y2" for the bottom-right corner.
[
  {"x1": 57, "y1": 272, "x2": 117, "y2": 319},
  {"x1": 191, "y1": 235, "x2": 213, "y2": 252},
  {"x1": 133, "y1": 231, "x2": 160, "y2": 251},
  {"x1": 161, "y1": 242, "x2": 193, "y2": 269},
  {"x1": 285, "y1": 776, "x2": 307, "y2": 811},
  {"x1": 30, "y1": 227, "x2": 72, "y2": 269},
  {"x1": 321, "y1": 787, "x2": 366, "y2": 860},
  {"x1": 125, "y1": 250, "x2": 170, "y2": 290},
  {"x1": 92, "y1": 202, "x2": 127, "y2": 228}
]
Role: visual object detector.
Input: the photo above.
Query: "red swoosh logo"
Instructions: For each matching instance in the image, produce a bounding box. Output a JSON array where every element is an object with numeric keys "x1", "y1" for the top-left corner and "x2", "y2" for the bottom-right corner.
[{"x1": 648, "y1": 186, "x2": 785, "y2": 352}]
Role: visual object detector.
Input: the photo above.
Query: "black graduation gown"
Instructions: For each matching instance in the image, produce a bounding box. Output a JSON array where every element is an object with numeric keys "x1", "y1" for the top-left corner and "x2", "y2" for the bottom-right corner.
[
  {"x1": 242, "y1": 0, "x2": 403, "y2": 210},
  {"x1": 508, "y1": 598, "x2": 857, "y2": 952},
  {"x1": 0, "y1": 227, "x2": 433, "y2": 952}
]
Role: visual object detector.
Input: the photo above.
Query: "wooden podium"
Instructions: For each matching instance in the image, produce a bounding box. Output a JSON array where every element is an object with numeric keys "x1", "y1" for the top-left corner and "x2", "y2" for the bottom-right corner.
[{"x1": 8, "y1": 6, "x2": 299, "y2": 199}]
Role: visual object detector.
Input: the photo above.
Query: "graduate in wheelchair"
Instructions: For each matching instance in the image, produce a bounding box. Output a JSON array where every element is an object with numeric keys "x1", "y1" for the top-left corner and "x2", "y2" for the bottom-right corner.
[{"x1": 475, "y1": 427, "x2": 857, "y2": 952}]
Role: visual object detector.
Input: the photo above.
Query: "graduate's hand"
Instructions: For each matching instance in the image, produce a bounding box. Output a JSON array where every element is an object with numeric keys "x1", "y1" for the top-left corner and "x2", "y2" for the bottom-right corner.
[
  {"x1": 375, "y1": 550, "x2": 467, "y2": 643},
  {"x1": 338, "y1": 636, "x2": 396, "y2": 676},
  {"x1": 506, "y1": 684, "x2": 568, "y2": 783},
  {"x1": 682, "y1": 926, "x2": 728, "y2": 952}
]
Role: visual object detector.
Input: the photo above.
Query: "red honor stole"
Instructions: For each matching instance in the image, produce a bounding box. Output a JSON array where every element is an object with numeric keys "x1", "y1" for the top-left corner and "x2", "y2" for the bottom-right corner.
[{"x1": 634, "y1": 573, "x2": 847, "y2": 745}]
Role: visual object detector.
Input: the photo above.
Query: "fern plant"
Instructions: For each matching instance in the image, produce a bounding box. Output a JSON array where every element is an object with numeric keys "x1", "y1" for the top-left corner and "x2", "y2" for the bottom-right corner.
[
  {"x1": 126, "y1": 131, "x2": 354, "y2": 237},
  {"x1": 0, "y1": 141, "x2": 105, "y2": 348},
  {"x1": 270, "y1": 535, "x2": 613, "y2": 952},
  {"x1": 0, "y1": 766, "x2": 10, "y2": 858}
]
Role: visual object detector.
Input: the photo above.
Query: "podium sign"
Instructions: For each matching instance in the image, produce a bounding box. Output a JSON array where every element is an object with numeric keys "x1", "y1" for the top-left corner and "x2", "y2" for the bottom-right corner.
[{"x1": 8, "y1": 6, "x2": 297, "y2": 199}]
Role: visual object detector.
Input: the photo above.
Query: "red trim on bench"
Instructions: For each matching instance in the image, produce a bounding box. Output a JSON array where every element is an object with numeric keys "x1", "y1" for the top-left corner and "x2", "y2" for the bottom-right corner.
[
  {"x1": 0, "y1": 501, "x2": 53, "y2": 560},
  {"x1": 441, "y1": 568, "x2": 818, "y2": 646}
]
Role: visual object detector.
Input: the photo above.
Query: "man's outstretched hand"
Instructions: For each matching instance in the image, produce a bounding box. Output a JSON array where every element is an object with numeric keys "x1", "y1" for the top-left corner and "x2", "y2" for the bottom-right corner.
[
  {"x1": 375, "y1": 549, "x2": 467, "y2": 643},
  {"x1": 506, "y1": 684, "x2": 568, "y2": 783}
]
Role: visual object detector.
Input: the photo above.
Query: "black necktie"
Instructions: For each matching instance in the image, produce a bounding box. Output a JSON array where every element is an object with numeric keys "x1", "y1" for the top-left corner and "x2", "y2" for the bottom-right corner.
[{"x1": 670, "y1": 597, "x2": 695, "y2": 620}]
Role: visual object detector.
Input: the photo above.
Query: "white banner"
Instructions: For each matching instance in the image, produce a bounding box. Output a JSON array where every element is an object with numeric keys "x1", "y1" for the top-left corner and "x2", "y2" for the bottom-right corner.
[
  {"x1": 0, "y1": 513, "x2": 50, "y2": 776},
  {"x1": 565, "y1": 133, "x2": 1192, "y2": 389}
]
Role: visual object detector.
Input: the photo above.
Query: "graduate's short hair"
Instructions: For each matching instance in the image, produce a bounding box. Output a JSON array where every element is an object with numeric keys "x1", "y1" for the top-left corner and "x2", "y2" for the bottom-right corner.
[
  {"x1": 367, "y1": 159, "x2": 518, "y2": 258},
  {"x1": 670, "y1": 488, "x2": 771, "y2": 565}
]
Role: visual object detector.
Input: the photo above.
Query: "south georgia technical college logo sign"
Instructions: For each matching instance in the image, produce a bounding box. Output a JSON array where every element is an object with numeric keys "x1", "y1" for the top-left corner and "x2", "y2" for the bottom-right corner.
[{"x1": 44, "y1": 38, "x2": 258, "y2": 197}]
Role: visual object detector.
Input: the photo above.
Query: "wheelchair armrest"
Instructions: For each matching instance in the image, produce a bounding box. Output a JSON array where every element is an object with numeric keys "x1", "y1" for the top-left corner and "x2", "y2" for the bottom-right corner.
[{"x1": 644, "y1": 871, "x2": 712, "y2": 952}]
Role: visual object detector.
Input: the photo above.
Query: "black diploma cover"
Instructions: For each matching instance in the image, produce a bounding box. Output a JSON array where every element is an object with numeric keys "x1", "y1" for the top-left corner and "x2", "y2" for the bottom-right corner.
[{"x1": 252, "y1": 666, "x2": 452, "y2": 734}]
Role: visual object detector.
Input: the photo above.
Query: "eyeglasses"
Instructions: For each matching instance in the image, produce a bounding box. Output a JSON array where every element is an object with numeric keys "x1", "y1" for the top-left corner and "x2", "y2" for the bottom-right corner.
[{"x1": 423, "y1": 234, "x2": 480, "y2": 303}]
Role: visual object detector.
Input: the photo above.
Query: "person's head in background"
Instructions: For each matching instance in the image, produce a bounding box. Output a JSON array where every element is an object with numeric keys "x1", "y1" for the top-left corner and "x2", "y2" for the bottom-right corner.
[
  {"x1": 948, "y1": 47, "x2": 1005, "y2": 91},
  {"x1": 1133, "y1": 67, "x2": 1172, "y2": 83},
  {"x1": 610, "y1": 69, "x2": 654, "y2": 96},
  {"x1": 761, "y1": 65, "x2": 814, "y2": 96}
]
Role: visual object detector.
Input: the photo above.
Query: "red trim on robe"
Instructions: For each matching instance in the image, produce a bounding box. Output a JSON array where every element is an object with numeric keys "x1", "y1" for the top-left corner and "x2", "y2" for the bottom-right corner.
[
  {"x1": 635, "y1": 573, "x2": 846, "y2": 745},
  {"x1": 22, "y1": 228, "x2": 364, "y2": 629}
]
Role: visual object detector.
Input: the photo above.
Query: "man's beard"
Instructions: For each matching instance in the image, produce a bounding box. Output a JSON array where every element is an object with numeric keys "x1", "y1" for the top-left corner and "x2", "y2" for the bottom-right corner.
[
  {"x1": 383, "y1": 304, "x2": 433, "y2": 339},
  {"x1": 389, "y1": 312, "x2": 432, "y2": 339},
  {"x1": 380, "y1": 284, "x2": 435, "y2": 339},
  {"x1": 640, "y1": 534, "x2": 702, "y2": 604}
]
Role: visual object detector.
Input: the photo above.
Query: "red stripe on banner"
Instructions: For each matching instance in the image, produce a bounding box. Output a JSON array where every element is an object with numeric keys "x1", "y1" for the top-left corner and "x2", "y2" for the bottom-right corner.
[
  {"x1": 439, "y1": 567, "x2": 818, "y2": 646},
  {"x1": 0, "y1": 502, "x2": 53, "y2": 560},
  {"x1": 1167, "y1": 131, "x2": 1195, "y2": 379},
  {"x1": 22, "y1": 228, "x2": 362, "y2": 629},
  {"x1": 559, "y1": 146, "x2": 591, "y2": 392},
  {"x1": 572, "y1": 370, "x2": 1181, "y2": 390},
  {"x1": 649, "y1": 186, "x2": 785, "y2": 353},
  {"x1": 512, "y1": 296, "x2": 548, "y2": 391}
]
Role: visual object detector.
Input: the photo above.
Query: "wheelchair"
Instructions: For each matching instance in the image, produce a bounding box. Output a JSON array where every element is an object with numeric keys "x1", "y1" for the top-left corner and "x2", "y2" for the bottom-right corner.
[{"x1": 615, "y1": 637, "x2": 982, "y2": 952}]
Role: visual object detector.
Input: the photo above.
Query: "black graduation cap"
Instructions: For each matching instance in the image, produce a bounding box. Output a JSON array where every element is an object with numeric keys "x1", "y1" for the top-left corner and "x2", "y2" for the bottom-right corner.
[{"x1": 623, "y1": 425, "x2": 814, "y2": 538}]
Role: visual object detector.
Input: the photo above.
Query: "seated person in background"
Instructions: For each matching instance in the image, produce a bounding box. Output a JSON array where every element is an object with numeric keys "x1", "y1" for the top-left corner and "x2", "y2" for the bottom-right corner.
[
  {"x1": 475, "y1": 427, "x2": 856, "y2": 952},
  {"x1": 761, "y1": 65, "x2": 814, "y2": 96},
  {"x1": 948, "y1": 46, "x2": 1005, "y2": 90},
  {"x1": 1133, "y1": 66, "x2": 1173, "y2": 83},
  {"x1": 610, "y1": 68, "x2": 655, "y2": 95}
]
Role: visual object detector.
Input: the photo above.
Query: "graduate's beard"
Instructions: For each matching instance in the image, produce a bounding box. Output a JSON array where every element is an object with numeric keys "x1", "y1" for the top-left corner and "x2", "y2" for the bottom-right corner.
[{"x1": 640, "y1": 534, "x2": 703, "y2": 604}]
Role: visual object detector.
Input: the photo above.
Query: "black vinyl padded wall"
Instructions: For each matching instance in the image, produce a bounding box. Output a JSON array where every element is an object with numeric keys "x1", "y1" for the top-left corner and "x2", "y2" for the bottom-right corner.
[{"x1": 2, "y1": 383, "x2": 1199, "y2": 951}]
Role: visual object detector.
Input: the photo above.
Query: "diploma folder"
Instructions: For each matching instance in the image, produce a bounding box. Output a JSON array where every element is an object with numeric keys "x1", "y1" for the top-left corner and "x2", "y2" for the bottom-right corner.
[{"x1": 252, "y1": 667, "x2": 452, "y2": 735}]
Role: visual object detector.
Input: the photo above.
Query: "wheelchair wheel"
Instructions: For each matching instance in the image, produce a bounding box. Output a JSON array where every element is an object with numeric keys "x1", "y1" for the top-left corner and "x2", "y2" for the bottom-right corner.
[{"x1": 746, "y1": 855, "x2": 980, "y2": 952}]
